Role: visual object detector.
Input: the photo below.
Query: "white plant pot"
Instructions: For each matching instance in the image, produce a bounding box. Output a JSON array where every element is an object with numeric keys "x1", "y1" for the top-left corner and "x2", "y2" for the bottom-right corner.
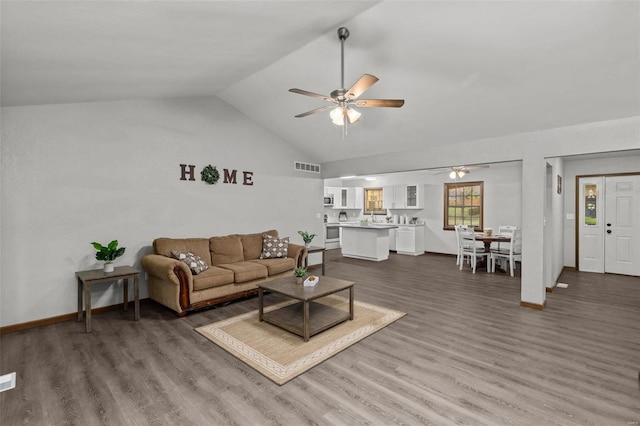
[{"x1": 104, "y1": 262, "x2": 114, "y2": 273}]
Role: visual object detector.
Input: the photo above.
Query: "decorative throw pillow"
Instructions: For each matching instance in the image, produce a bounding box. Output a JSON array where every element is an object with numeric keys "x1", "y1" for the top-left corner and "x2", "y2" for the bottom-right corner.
[
  {"x1": 171, "y1": 251, "x2": 209, "y2": 275},
  {"x1": 260, "y1": 235, "x2": 289, "y2": 259}
]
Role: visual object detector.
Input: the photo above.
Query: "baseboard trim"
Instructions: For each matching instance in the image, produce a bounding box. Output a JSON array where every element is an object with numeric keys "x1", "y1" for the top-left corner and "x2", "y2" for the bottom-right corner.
[
  {"x1": 0, "y1": 301, "x2": 142, "y2": 334},
  {"x1": 546, "y1": 287, "x2": 553, "y2": 293},
  {"x1": 423, "y1": 251, "x2": 455, "y2": 257},
  {"x1": 520, "y1": 300, "x2": 546, "y2": 310}
]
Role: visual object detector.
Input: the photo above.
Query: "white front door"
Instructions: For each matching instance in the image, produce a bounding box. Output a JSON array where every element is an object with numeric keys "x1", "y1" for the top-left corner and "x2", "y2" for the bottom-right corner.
[
  {"x1": 604, "y1": 175, "x2": 640, "y2": 275},
  {"x1": 578, "y1": 177, "x2": 604, "y2": 272}
]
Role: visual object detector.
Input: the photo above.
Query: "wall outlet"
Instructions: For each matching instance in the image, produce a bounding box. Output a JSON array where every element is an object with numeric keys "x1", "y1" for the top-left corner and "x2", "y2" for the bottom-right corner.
[
  {"x1": 566, "y1": 213, "x2": 575, "y2": 220},
  {"x1": 0, "y1": 372, "x2": 16, "y2": 392}
]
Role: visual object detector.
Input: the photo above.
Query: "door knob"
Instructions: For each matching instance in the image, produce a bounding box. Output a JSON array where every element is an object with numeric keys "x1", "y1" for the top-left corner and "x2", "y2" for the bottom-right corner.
[
  {"x1": 606, "y1": 230, "x2": 612, "y2": 234},
  {"x1": 607, "y1": 223, "x2": 612, "y2": 227}
]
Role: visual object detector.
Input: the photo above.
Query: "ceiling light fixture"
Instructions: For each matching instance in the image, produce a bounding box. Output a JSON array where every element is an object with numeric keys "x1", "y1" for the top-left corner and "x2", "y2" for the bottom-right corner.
[
  {"x1": 330, "y1": 106, "x2": 361, "y2": 126},
  {"x1": 289, "y1": 27, "x2": 404, "y2": 137},
  {"x1": 449, "y1": 170, "x2": 466, "y2": 179}
]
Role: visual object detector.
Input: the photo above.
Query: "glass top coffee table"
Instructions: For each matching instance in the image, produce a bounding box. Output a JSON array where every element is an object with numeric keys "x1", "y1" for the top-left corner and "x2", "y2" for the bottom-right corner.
[{"x1": 257, "y1": 276, "x2": 355, "y2": 342}]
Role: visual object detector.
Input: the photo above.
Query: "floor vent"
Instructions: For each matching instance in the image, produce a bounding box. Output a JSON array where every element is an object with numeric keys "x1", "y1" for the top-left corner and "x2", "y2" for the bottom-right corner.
[
  {"x1": 294, "y1": 161, "x2": 321, "y2": 173},
  {"x1": 0, "y1": 372, "x2": 16, "y2": 392},
  {"x1": 556, "y1": 283, "x2": 569, "y2": 288}
]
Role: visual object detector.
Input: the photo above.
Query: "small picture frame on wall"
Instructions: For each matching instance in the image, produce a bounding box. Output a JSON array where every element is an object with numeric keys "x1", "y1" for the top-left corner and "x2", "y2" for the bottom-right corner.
[{"x1": 557, "y1": 175, "x2": 562, "y2": 194}]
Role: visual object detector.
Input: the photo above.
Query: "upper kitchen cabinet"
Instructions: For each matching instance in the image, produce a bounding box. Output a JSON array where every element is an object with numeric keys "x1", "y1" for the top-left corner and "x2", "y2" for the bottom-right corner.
[
  {"x1": 405, "y1": 184, "x2": 424, "y2": 208},
  {"x1": 347, "y1": 187, "x2": 364, "y2": 209},
  {"x1": 383, "y1": 184, "x2": 424, "y2": 209},
  {"x1": 325, "y1": 187, "x2": 364, "y2": 209}
]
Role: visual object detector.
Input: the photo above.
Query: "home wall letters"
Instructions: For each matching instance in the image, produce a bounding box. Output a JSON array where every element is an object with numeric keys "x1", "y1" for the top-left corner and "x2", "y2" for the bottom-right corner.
[{"x1": 179, "y1": 164, "x2": 253, "y2": 186}]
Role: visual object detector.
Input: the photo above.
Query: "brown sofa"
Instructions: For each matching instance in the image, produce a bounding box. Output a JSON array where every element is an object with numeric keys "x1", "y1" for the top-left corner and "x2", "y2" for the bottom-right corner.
[{"x1": 141, "y1": 230, "x2": 306, "y2": 316}]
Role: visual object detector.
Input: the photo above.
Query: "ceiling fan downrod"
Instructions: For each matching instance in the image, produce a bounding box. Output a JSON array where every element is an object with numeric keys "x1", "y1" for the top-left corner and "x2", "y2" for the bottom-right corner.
[{"x1": 337, "y1": 27, "x2": 349, "y2": 90}]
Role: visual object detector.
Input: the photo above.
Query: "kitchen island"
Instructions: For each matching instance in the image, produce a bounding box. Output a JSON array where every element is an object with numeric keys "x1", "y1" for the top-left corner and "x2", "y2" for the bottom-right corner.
[{"x1": 340, "y1": 223, "x2": 398, "y2": 261}]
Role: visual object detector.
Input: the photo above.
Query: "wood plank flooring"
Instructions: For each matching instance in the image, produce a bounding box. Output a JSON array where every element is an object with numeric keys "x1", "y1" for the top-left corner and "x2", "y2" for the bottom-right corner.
[{"x1": 1, "y1": 250, "x2": 639, "y2": 425}]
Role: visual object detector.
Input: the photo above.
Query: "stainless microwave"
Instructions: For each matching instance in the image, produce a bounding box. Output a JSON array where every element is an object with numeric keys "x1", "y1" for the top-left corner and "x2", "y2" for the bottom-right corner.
[{"x1": 324, "y1": 195, "x2": 334, "y2": 206}]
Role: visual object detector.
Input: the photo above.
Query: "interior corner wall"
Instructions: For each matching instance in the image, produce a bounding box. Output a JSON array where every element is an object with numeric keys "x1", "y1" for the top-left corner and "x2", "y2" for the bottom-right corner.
[
  {"x1": 0, "y1": 97, "x2": 323, "y2": 328},
  {"x1": 545, "y1": 157, "x2": 565, "y2": 287}
]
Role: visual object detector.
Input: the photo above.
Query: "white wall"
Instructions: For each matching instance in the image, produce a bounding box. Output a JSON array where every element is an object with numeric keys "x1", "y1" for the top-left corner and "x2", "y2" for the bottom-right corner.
[
  {"x1": 0, "y1": 97, "x2": 324, "y2": 327},
  {"x1": 562, "y1": 152, "x2": 640, "y2": 268}
]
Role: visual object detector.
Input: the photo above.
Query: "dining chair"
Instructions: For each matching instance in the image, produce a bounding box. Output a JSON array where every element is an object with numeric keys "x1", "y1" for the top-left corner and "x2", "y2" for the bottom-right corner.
[
  {"x1": 454, "y1": 224, "x2": 475, "y2": 266},
  {"x1": 459, "y1": 227, "x2": 490, "y2": 273},
  {"x1": 496, "y1": 225, "x2": 517, "y2": 251},
  {"x1": 454, "y1": 225, "x2": 465, "y2": 266},
  {"x1": 490, "y1": 228, "x2": 522, "y2": 277}
]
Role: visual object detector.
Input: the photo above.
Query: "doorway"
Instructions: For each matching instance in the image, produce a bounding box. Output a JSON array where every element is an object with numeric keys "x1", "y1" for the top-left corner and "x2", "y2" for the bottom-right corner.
[{"x1": 577, "y1": 174, "x2": 640, "y2": 276}]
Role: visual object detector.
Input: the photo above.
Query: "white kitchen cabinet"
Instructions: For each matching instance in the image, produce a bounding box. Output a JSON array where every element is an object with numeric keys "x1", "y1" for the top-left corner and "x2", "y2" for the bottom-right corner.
[
  {"x1": 383, "y1": 185, "x2": 405, "y2": 209},
  {"x1": 389, "y1": 228, "x2": 397, "y2": 251},
  {"x1": 328, "y1": 187, "x2": 363, "y2": 209},
  {"x1": 405, "y1": 184, "x2": 424, "y2": 208},
  {"x1": 325, "y1": 187, "x2": 340, "y2": 205},
  {"x1": 383, "y1": 184, "x2": 423, "y2": 209},
  {"x1": 339, "y1": 188, "x2": 348, "y2": 208},
  {"x1": 348, "y1": 187, "x2": 364, "y2": 209},
  {"x1": 396, "y1": 225, "x2": 425, "y2": 256}
]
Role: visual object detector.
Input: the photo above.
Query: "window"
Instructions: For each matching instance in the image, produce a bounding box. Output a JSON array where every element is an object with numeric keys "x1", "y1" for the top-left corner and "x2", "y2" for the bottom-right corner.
[
  {"x1": 364, "y1": 187, "x2": 386, "y2": 215},
  {"x1": 444, "y1": 181, "x2": 483, "y2": 230}
]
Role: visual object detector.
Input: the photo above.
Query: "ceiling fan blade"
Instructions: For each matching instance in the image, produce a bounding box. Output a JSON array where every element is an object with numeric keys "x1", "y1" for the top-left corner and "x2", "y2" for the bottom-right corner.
[
  {"x1": 354, "y1": 99, "x2": 405, "y2": 108},
  {"x1": 289, "y1": 88, "x2": 335, "y2": 102},
  {"x1": 345, "y1": 74, "x2": 379, "y2": 99},
  {"x1": 294, "y1": 104, "x2": 334, "y2": 118}
]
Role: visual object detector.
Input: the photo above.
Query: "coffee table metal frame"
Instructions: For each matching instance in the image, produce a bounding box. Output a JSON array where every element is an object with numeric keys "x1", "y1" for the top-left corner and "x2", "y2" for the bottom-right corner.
[{"x1": 258, "y1": 276, "x2": 355, "y2": 342}]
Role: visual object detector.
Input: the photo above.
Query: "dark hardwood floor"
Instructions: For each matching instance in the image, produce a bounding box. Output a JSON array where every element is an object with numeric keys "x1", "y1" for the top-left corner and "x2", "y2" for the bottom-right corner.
[{"x1": 1, "y1": 250, "x2": 639, "y2": 425}]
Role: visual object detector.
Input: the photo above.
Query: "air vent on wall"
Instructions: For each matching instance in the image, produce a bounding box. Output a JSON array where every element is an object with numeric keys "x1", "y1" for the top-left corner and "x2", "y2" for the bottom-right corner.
[{"x1": 294, "y1": 161, "x2": 321, "y2": 173}]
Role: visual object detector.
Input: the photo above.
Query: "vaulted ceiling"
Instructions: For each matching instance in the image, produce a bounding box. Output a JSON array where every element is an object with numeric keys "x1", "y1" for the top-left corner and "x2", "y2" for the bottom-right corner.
[{"x1": 2, "y1": 1, "x2": 639, "y2": 164}]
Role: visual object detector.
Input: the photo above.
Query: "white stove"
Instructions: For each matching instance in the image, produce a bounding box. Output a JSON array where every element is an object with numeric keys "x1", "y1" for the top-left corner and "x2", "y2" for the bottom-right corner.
[{"x1": 324, "y1": 223, "x2": 341, "y2": 249}]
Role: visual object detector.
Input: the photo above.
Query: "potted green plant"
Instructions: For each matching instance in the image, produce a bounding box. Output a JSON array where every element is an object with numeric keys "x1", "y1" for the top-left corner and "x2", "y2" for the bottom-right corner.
[
  {"x1": 297, "y1": 231, "x2": 316, "y2": 248},
  {"x1": 91, "y1": 240, "x2": 126, "y2": 273},
  {"x1": 293, "y1": 267, "x2": 307, "y2": 284}
]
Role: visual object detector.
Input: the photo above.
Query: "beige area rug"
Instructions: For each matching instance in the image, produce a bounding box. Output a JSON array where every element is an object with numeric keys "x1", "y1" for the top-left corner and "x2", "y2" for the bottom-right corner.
[{"x1": 195, "y1": 295, "x2": 406, "y2": 385}]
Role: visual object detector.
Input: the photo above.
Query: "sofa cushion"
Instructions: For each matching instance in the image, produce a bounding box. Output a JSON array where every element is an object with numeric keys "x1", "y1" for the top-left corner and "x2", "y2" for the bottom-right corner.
[
  {"x1": 210, "y1": 235, "x2": 244, "y2": 265},
  {"x1": 249, "y1": 258, "x2": 296, "y2": 276},
  {"x1": 241, "y1": 230, "x2": 278, "y2": 260},
  {"x1": 218, "y1": 261, "x2": 268, "y2": 283},
  {"x1": 192, "y1": 266, "x2": 235, "y2": 291},
  {"x1": 260, "y1": 234, "x2": 289, "y2": 259},
  {"x1": 171, "y1": 251, "x2": 209, "y2": 275},
  {"x1": 154, "y1": 238, "x2": 211, "y2": 265}
]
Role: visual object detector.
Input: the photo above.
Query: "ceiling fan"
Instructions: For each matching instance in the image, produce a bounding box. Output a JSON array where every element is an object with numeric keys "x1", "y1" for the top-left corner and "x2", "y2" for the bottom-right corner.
[
  {"x1": 289, "y1": 27, "x2": 404, "y2": 135},
  {"x1": 433, "y1": 165, "x2": 490, "y2": 179}
]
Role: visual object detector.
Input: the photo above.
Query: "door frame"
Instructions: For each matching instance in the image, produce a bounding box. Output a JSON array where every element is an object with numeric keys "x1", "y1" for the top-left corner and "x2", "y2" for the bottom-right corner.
[{"x1": 575, "y1": 172, "x2": 640, "y2": 270}]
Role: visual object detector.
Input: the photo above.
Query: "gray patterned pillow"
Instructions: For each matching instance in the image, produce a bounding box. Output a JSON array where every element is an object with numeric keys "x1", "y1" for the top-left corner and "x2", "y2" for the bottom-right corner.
[
  {"x1": 171, "y1": 251, "x2": 209, "y2": 275},
  {"x1": 260, "y1": 235, "x2": 289, "y2": 259}
]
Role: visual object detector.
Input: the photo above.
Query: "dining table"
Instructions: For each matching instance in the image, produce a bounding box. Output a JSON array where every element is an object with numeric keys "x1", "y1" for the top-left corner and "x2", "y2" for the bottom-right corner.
[
  {"x1": 474, "y1": 233, "x2": 512, "y2": 270},
  {"x1": 474, "y1": 232, "x2": 512, "y2": 253}
]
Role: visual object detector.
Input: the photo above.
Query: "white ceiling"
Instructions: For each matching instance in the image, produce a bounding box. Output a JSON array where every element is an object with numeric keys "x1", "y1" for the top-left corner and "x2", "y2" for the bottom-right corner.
[{"x1": 2, "y1": 1, "x2": 639, "y2": 164}]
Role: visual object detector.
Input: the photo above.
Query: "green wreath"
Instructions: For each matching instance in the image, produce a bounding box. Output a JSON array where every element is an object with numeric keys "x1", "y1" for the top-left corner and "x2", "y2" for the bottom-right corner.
[{"x1": 201, "y1": 164, "x2": 220, "y2": 185}]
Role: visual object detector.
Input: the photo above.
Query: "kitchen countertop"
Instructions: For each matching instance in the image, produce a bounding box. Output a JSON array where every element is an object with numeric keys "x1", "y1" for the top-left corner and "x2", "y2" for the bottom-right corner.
[{"x1": 338, "y1": 223, "x2": 399, "y2": 229}]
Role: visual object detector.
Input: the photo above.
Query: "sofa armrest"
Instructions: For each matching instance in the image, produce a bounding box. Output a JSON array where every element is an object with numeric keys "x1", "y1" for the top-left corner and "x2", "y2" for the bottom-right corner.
[
  {"x1": 141, "y1": 254, "x2": 193, "y2": 310},
  {"x1": 288, "y1": 243, "x2": 307, "y2": 268}
]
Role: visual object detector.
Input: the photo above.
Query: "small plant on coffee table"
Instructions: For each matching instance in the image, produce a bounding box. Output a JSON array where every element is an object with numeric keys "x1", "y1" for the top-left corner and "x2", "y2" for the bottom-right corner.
[{"x1": 294, "y1": 267, "x2": 307, "y2": 284}]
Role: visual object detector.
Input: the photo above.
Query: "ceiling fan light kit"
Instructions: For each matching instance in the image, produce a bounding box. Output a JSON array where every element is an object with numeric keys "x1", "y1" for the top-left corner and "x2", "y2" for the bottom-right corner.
[{"x1": 289, "y1": 27, "x2": 404, "y2": 136}]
